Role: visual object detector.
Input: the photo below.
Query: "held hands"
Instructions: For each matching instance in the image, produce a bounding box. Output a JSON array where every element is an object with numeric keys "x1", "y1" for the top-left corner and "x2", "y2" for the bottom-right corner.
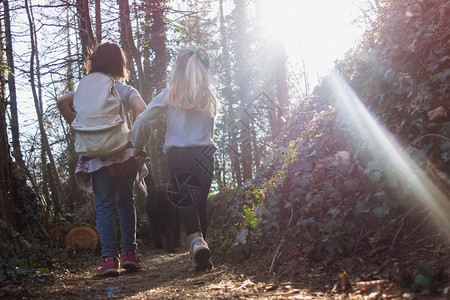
[{"x1": 133, "y1": 147, "x2": 147, "y2": 164}]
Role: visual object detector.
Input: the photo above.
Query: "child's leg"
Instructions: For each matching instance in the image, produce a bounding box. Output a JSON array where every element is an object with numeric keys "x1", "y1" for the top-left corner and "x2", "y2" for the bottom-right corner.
[
  {"x1": 115, "y1": 159, "x2": 139, "y2": 254},
  {"x1": 92, "y1": 167, "x2": 119, "y2": 258},
  {"x1": 168, "y1": 146, "x2": 214, "y2": 237}
]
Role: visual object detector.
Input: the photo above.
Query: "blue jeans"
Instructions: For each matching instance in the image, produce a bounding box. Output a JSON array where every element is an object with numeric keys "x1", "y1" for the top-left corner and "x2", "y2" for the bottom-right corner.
[{"x1": 92, "y1": 159, "x2": 138, "y2": 258}]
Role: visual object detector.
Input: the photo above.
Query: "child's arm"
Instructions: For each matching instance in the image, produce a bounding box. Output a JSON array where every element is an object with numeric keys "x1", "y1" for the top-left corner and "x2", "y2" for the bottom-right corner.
[
  {"x1": 56, "y1": 93, "x2": 75, "y2": 124},
  {"x1": 131, "y1": 89, "x2": 168, "y2": 150},
  {"x1": 130, "y1": 95, "x2": 147, "y2": 163},
  {"x1": 130, "y1": 95, "x2": 146, "y2": 116}
]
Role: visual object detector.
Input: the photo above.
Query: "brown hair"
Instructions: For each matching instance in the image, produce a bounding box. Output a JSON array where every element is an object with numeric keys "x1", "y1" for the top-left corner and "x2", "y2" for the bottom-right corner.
[{"x1": 85, "y1": 42, "x2": 129, "y2": 80}]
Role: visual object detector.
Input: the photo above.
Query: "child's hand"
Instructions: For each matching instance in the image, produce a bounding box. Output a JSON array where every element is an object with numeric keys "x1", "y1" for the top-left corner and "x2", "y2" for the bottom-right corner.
[{"x1": 133, "y1": 147, "x2": 147, "y2": 164}]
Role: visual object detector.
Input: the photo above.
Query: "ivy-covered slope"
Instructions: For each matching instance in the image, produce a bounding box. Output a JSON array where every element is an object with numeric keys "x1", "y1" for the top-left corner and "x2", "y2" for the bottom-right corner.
[{"x1": 213, "y1": 0, "x2": 449, "y2": 294}]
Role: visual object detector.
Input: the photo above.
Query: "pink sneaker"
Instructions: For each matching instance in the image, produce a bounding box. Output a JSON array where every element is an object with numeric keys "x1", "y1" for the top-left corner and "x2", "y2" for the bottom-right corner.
[
  {"x1": 121, "y1": 251, "x2": 142, "y2": 271},
  {"x1": 96, "y1": 257, "x2": 119, "y2": 277}
]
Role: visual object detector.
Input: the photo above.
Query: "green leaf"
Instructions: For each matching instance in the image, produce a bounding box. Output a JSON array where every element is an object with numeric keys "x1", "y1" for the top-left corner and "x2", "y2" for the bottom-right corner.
[
  {"x1": 300, "y1": 217, "x2": 315, "y2": 228},
  {"x1": 328, "y1": 208, "x2": 341, "y2": 218},
  {"x1": 373, "y1": 206, "x2": 390, "y2": 219},
  {"x1": 301, "y1": 245, "x2": 315, "y2": 254}
]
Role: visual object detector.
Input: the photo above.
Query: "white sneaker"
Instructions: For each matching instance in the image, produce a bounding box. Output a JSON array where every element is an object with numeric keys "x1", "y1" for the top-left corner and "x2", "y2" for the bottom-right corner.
[{"x1": 189, "y1": 233, "x2": 213, "y2": 272}]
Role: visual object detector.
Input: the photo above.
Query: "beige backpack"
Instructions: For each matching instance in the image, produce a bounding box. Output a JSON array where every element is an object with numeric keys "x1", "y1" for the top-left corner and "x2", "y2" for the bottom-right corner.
[{"x1": 71, "y1": 72, "x2": 130, "y2": 157}]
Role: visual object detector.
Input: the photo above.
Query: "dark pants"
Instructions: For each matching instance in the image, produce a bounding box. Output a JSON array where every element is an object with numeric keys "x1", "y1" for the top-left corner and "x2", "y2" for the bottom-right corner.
[{"x1": 167, "y1": 146, "x2": 215, "y2": 237}]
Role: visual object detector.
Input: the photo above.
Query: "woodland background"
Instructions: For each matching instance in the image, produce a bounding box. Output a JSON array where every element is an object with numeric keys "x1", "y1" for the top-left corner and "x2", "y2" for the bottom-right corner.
[{"x1": 1, "y1": 0, "x2": 449, "y2": 295}]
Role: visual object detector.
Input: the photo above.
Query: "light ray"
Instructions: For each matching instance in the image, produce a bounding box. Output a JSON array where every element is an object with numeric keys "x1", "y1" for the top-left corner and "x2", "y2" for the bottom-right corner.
[{"x1": 329, "y1": 71, "x2": 450, "y2": 233}]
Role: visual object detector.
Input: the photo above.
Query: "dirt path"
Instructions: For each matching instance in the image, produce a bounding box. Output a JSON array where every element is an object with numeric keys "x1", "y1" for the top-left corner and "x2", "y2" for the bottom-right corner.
[
  {"x1": 2, "y1": 236, "x2": 448, "y2": 299},
  {"x1": 1, "y1": 245, "x2": 316, "y2": 299},
  {"x1": 2, "y1": 200, "x2": 448, "y2": 299},
  {"x1": 1, "y1": 237, "x2": 341, "y2": 300}
]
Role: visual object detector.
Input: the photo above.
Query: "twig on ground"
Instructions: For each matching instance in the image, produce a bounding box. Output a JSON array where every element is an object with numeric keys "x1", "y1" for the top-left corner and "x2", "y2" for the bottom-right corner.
[
  {"x1": 401, "y1": 211, "x2": 432, "y2": 242},
  {"x1": 268, "y1": 236, "x2": 285, "y2": 274},
  {"x1": 268, "y1": 206, "x2": 293, "y2": 274},
  {"x1": 231, "y1": 279, "x2": 254, "y2": 291}
]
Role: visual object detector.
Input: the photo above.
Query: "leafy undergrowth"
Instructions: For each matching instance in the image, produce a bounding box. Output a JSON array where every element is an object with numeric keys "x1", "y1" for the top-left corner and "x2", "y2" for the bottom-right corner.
[
  {"x1": 210, "y1": 1, "x2": 450, "y2": 298},
  {"x1": 0, "y1": 206, "x2": 448, "y2": 299},
  {"x1": 209, "y1": 94, "x2": 449, "y2": 298}
]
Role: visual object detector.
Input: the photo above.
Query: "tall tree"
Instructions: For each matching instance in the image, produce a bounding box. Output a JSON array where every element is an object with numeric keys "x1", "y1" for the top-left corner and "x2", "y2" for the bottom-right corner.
[
  {"x1": 3, "y1": 0, "x2": 44, "y2": 224},
  {"x1": 4, "y1": 0, "x2": 22, "y2": 168},
  {"x1": 144, "y1": 0, "x2": 169, "y2": 184},
  {"x1": 94, "y1": 0, "x2": 102, "y2": 43},
  {"x1": 25, "y1": 0, "x2": 67, "y2": 215},
  {"x1": 218, "y1": 0, "x2": 242, "y2": 186},
  {"x1": 76, "y1": 0, "x2": 96, "y2": 60},
  {"x1": 63, "y1": 4, "x2": 81, "y2": 214},
  {"x1": 272, "y1": 44, "x2": 288, "y2": 139},
  {"x1": 0, "y1": 5, "x2": 16, "y2": 231},
  {"x1": 148, "y1": 0, "x2": 168, "y2": 94},
  {"x1": 118, "y1": 0, "x2": 146, "y2": 94},
  {"x1": 234, "y1": 0, "x2": 253, "y2": 181}
]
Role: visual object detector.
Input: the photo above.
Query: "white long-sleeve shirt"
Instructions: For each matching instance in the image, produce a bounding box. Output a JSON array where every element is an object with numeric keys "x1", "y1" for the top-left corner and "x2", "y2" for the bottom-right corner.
[{"x1": 132, "y1": 88, "x2": 216, "y2": 153}]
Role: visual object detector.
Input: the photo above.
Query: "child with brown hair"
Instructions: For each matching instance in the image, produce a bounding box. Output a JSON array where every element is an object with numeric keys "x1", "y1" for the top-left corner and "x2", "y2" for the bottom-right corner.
[{"x1": 57, "y1": 42, "x2": 147, "y2": 276}]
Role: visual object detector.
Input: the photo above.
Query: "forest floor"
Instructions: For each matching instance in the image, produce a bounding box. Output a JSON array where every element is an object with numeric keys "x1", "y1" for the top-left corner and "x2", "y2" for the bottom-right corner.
[
  {"x1": 1, "y1": 192, "x2": 450, "y2": 299},
  {"x1": 1, "y1": 226, "x2": 449, "y2": 299}
]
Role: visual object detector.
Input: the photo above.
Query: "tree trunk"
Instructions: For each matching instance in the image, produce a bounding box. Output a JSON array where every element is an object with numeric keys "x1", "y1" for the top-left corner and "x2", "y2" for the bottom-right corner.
[
  {"x1": 25, "y1": 0, "x2": 67, "y2": 215},
  {"x1": 0, "y1": 9, "x2": 16, "y2": 231},
  {"x1": 0, "y1": 219, "x2": 30, "y2": 259},
  {"x1": 4, "y1": 0, "x2": 21, "y2": 165},
  {"x1": 118, "y1": 0, "x2": 146, "y2": 94},
  {"x1": 234, "y1": 0, "x2": 253, "y2": 181},
  {"x1": 76, "y1": 0, "x2": 97, "y2": 61},
  {"x1": 148, "y1": 0, "x2": 169, "y2": 93},
  {"x1": 142, "y1": 1, "x2": 152, "y2": 100},
  {"x1": 219, "y1": 0, "x2": 242, "y2": 186},
  {"x1": 63, "y1": 5, "x2": 82, "y2": 213},
  {"x1": 50, "y1": 199, "x2": 98, "y2": 250},
  {"x1": 64, "y1": 224, "x2": 99, "y2": 251},
  {"x1": 94, "y1": 0, "x2": 102, "y2": 43},
  {"x1": 145, "y1": 0, "x2": 169, "y2": 184},
  {"x1": 4, "y1": 0, "x2": 39, "y2": 191},
  {"x1": 273, "y1": 44, "x2": 288, "y2": 139}
]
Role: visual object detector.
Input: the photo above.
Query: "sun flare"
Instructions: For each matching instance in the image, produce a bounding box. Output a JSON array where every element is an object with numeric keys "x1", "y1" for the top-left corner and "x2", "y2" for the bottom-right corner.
[
  {"x1": 329, "y1": 71, "x2": 450, "y2": 232},
  {"x1": 259, "y1": 0, "x2": 363, "y2": 84}
]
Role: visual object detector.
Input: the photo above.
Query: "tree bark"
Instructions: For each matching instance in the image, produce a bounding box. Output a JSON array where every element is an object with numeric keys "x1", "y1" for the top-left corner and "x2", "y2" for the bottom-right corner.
[
  {"x1": 25, "y1": 0, "x2": 67, "y2": 214},
  {"x1": 94, "y1": 0, "x2": 102, "y2": 43},
  {"x1": 118, "y1": 0, "x2": 146, "y2": 94},
  {"x1": 63, "y1": 5, "x2": 82, "y2": 212},
  {"x1": 143, "y1": 0, "x2": 169, "y2": 184},
  {"x1": 3, "y1": 0, "x2": 21, "y2": 164},
  {"x1": 3, "y1": 0, "x2": 39, "y2": 193},
  {"x1": 273, "y1": 44, "x2": 288, "y2": 139},
  {"x1": 234, "y1": 0, "x2": 253, "y2": 181},
  {"x1": 220, "y1": 0, "x2": 242, "y2": 186},
  {"x1": 0, "y1": 219, "x2": 30, "y2": 259},
  {"x1": 149, "y1": 0, "x2": 169, "y2": 93},
  {"x1": 76, "y1": 0, "x2": 97, "y2": 61},
  {"x1": 0, "y1": 7, "x2": 16, "y2": 230}
]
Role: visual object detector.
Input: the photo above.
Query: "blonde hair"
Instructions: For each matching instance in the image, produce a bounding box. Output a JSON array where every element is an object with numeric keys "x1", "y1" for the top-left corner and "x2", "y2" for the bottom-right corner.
[{"x1": 168, "y1": 47, "x2": 218, "y2": 117}]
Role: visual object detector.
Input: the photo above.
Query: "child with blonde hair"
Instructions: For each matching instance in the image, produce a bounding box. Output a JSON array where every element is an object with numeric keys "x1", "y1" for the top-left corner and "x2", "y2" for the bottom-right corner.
[{"x1": 132, "y1": 46, "x2": 218, "y2": 271}]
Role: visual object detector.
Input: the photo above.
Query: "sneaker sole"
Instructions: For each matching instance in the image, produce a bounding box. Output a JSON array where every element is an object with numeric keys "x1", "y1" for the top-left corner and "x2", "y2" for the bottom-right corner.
[
  {"x1": 194, "y1": 248, "x2": 213, "y2": 272},
  {"x1": 96, "y1": 268, "x2": 120, "y2": 277},
  {"x1": 122, "y1": 262, "x2": 142, "y2": 271}
]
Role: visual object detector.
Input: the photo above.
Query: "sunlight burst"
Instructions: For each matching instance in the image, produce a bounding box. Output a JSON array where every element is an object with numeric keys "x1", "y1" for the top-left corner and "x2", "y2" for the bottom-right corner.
[
  {"x1": 259, "y1": 0, "x2": 363, "y2": 85},
  {"x1": 329, "y1": 71, "x2": 450, "y2": 233}
]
